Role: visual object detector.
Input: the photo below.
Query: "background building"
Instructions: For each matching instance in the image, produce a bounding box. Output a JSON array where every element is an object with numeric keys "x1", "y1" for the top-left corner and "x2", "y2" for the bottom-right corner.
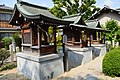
[
  {"x1": 0, "y1": 4, "x2": 20, "y2": 40},
  {"x1": 89, "y1": 5, "x2": 120, "y2": 26}
]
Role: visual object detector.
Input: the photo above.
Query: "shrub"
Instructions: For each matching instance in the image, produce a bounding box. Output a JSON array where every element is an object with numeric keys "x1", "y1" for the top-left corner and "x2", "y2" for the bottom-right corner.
[
  {"x1": 102, "y1": 47, "x2": 120, "y2": 77},
  {"x1": 0, "y1": 48, "x2": 10, "y2": 67},
  {"x1": 12, "y1": 33, "x2": 21, "y2": 47},
  {"x1": 1, "y1": 37, "x2": 12, "y2": 50},
  {"x1": 0, "y1": 62, "x2": 17, "y2": 71}
]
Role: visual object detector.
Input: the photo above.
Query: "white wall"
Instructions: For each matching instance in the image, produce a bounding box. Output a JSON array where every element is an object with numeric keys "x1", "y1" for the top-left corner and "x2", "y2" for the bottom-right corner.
[{"x1": 97, "y1": 13, "x2": 120, "y2": 26}]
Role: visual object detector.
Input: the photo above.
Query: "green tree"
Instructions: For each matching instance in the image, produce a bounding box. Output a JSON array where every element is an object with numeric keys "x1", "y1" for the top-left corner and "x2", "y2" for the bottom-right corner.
[
  {"x1": 50, "y1": 0, "x2": 100, "y2": 19},
  {"x1": 12, "y1": 33, "x2": 21, "y2": 48},
  {"x1": 1, "y1": 37, "x2": 12, "y2": 50},
  {"x1": 104, "y1": 19, "x2": 120, "y2": 43},
  {"x1": 0, "y1": 48, "x2": 10, "y2": 67}
]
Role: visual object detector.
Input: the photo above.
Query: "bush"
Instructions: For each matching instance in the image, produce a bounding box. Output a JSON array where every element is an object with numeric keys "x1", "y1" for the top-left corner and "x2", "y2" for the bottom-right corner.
[
  {"x1": 12, "y1": 33, "x2": 21, "y2": 47},
  {"x1": 0, "y1": 48, "x2": 10, "y2": 67},
  {"x1": 1, "y1": 37, "x2": 12, "y2": 50},
  {"x1": 0, "y1": 62, "x2": 17, "y2": 71},
  {"x1": 102, "y1": 47, "x2": 120, "y2": 77}
]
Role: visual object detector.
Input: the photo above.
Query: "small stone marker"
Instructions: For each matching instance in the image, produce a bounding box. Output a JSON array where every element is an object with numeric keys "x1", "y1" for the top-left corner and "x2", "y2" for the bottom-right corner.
[
  {"x1": 9, "y1": 44, "x2": 13, "y2": 62},
  {"x1": 63, "y1": 34, "x2": 67, "y2": 43}
]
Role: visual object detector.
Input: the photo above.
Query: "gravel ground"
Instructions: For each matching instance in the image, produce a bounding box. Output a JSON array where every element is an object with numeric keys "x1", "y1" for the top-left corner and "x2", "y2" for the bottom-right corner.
[
  {"x1": 0, "y1": 73, "x2": 29, "y2": 80},
  {"x1": 54, "y1": 56, "x2": 120, "y2": 80}
]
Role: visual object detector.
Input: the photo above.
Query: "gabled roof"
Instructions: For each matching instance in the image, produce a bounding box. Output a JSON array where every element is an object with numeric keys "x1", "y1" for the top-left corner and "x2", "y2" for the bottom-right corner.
[
  {"x1": 89, "y1": 6, "x2": 120, "y2": 20},
  {"x1": 9, "y1": 1, "x2": 73, "y2": 25},
  {"x1": 86, "y1": 19, "x2": 110, "y2": 32},
  {"x1": 86, "y1": 19, "x2": 101, "y2": 29},
  {"x1": 61, "y1": 14, "x2": 109, "y2": 32},
  {"x1": 63, "y1": 14, "x2": 86, "y2": 25}
]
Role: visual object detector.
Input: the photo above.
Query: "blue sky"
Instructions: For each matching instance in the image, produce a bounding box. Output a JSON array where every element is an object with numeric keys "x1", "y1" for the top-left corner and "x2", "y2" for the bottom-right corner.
[{"x1": 0, "y1": 0, "x2": 120, "y2": 9}]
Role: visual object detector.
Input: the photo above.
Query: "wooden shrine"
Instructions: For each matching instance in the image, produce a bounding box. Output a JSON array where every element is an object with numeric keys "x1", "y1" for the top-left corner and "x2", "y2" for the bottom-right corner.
[
  {"x1": 9, "y1": 1, "x2": 73, "y2": 80},
  {"x1": 61, "y1": 14, "x2": 109, "y2": 48},
  {"x1": 9, "y1": 1, "x2": 72, "y2": 56}
]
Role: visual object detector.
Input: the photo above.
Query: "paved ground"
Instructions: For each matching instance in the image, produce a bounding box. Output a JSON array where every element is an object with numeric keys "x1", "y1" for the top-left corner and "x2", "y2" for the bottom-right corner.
[
  {"x1": 1, "y1": 56, "x2": 120, "y2": 80},
  {"x1": 54, "y1": 56, "x2": 120, "y2": 80}
]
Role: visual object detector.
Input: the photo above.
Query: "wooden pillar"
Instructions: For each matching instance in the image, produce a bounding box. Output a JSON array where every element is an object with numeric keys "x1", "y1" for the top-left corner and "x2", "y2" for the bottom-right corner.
[
  {"x1": 72, "y1": 37, "x2": 74, "y2": 44},
  {"x1": 30, "y1": 27, "x2": 32, "y2": 45},
  {"x1": 80, "y1": 31, "x2": 82, "y2": 48},
  {"x1": 54, "y1": 26, "x2": 57, "y2": 53},
  {"x1": 90, "y1": 34, "x2": 92, "y2": 47},
  {"x1": 37, "y1": 25, "x2": 41, "y2": 56},
  {"x1": 21, "y1": 29, "x2": 24, "y2": 51},
  {"x1": 81, "y1": 30, "x2": 84, "y2": 48},
  {"x1": 98, "y1": 31, "x2": 100, "y2": 44},
  {"x1": 86, "y1": 32, "x2": 88, "y2": 47},
  {"x1": 84, "y1": 31, "x2": 87, "y2": 47},
  {"x1": 63, "y1": 29, "x2": 68, "y2": 72},
  {"x1": 30, "y1": 27, "x2": 33, "y2": 53},
  {"x1": 104, "y1": 33, "x2": 106, "y2": 44}
]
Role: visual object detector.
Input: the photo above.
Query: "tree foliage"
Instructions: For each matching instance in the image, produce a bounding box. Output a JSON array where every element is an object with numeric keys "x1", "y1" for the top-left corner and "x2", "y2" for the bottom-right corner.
[
  {"x1": 12, "y1": 33, "x2": 21, "y2": 47},
  {"x1": 50, "y1": 0, "x2": 100, "y2": 19},
  {"x1": 1, "y1": 37, "x2": 12, "y2": 50},
  {"x1": 0, "y1": 48, "x2": 10, "y2": 67},
  {"x1": 103, "y1": 19, "x2": 120, "y2": 43}
]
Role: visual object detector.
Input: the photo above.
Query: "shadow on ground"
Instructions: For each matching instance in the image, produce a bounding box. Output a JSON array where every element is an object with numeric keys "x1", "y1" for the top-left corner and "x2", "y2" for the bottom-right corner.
[{"x1": 55, "y1": 74, "x2": 99, "y2": 80}]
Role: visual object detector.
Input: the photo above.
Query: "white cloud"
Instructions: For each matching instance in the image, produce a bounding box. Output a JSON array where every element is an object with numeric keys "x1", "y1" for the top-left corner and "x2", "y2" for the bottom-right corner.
[{"x1": 104, "y1": 0, "x2": 113, "y2": 7}]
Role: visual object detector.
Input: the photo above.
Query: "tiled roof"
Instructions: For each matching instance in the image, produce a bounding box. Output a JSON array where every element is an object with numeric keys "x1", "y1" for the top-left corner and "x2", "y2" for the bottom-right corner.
[
  {"x1": 9, "y1": 1, "x2": 73, "y2": 25},
  {"x1": 0, "y1": 4, "x2": 13, "y2": 10},
  {"x1": 63, "y1": 14, "x2": 86, "y2": 25},
  {"x1": 86, "y1": 19, "x2": 100, "y2": 29},
  {"x1": 89, "y1": 6, "x2": 120, "y2": 20}
]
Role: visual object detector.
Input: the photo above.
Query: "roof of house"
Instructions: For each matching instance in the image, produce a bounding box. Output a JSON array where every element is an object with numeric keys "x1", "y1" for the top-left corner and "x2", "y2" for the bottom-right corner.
[
  {"x1": 9, "y1": 1, "x2": 73, "y2": 25},
  {"x1": 86, "y1": 19, "x2": 110, "y2": 32},
  {"x1": 0, "y1": 4, "x2": 13, "y2": 11},
  {"x1": 86, "y1": 19, "x2": 101, "y2": 28},
  {"x1": 63, "y1": 14, "x2": 86, "y2": 25},
  {"x1": 61, "y1": 14, "x2": 109, "y2": 32},
  {"x1": 89, "y1": 5, "x2": 120, "y2": 20}
]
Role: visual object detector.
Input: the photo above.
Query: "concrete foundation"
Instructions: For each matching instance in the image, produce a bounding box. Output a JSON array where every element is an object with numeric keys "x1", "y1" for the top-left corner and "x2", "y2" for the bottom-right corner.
[
  {"x1": 16, "y1": 52, "x2": 64, "y2": 80},
  {"x1": 92, "y1": 44, "x2": 106, "y2": 59},
  {"x1": 59, "y1": 47, "x2": 93, "y2": 70},
  {"x1": 67, "y1": 47, "x2": 92, "y2": 70}
]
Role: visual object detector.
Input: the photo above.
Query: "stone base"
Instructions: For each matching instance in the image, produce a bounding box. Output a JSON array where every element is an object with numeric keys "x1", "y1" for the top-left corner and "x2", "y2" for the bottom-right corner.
[
  {"x1": 16, "y1": 52, "x2": 64, "y2": 80},
  {"x1": 67, "y1": 47, "x2": 92, "y2": 70},
  {"x1": 59, "y1": 47, "x2": 92, "y2": 70},
  {"x1": 92, "y1": 44, "x2": 106, "y2": 59}
]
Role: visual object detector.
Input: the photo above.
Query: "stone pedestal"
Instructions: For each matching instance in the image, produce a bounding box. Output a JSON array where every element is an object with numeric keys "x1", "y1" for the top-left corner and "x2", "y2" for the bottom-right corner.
[
  {"x1": 67, "y1": 47, "x2": 92, "y2": 70},
  {"x1": 59, "y1": 47, "x2": 92, "y2": 70},
  {"x1": 92, "y1": 44, "x2": 106, "y2": 58},
  {"x1": 16, "y1": 52, "x2": 64, "y2": 80}
]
